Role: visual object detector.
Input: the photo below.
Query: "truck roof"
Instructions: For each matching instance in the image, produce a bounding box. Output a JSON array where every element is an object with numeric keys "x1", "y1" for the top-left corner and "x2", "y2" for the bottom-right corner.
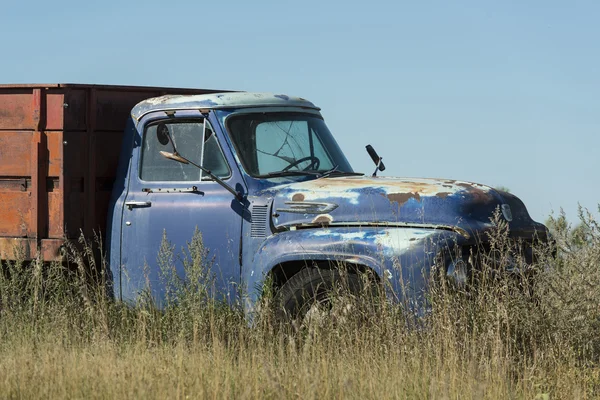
[{"x1": 131, "y1": 92, "x2": 320, "y2": 120}]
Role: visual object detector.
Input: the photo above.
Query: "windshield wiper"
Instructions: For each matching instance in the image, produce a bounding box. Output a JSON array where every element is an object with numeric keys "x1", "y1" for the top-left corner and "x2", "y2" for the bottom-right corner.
[
  {"x1": 264, "y1": 170, "x2": 321, "y2": 178},
  {"x1": 318, "y1": 165, "x2": 363, "y2": 178},
  {"x1": 264, "y1": 168, "x2": 363, "y2": 179},
  {"x1": 317, "y1": 165, "x2": 339, "y2": 178},
  {"x1": 320, "y1": 171, "x2": 364, "y2": 178}
]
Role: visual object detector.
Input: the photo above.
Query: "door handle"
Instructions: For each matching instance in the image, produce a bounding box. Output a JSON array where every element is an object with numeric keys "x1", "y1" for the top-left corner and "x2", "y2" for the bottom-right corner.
[{"x1": 125, "y1": 201, "x2": 152, "y2": 210}]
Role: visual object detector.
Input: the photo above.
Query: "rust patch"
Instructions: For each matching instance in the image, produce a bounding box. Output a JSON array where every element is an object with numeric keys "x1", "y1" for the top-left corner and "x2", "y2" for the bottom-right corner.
[
  {"x1": 304, "y1": 179, "x2": 372, "y2": 190},
  {"x1": 312, "y1": 214, "x2": 333, "y2": 224},
  {"x1": 456, "y1": 183, "x2": 493, "y2": 204},
  {"x1": 469, "y1": 190, "x2": 494, "y2": 204},
  {"x1": 292, "y1": 193, "x2": 305, "y2": 201},
  {"x1": 294, "y1": 176, "x2": 483, "y2": 198},
  {"x1": 436, "y1": 192, "x2": 451, "y2": 199},
  {"x1": 386, "y1": 192, "x2": 421, "y2": 205}
]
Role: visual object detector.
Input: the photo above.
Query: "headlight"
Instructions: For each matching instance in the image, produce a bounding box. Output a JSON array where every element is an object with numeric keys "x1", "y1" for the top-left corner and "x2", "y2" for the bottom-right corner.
[{"x1": 446, "y1": 259, "x2": 468, "y2": 287}]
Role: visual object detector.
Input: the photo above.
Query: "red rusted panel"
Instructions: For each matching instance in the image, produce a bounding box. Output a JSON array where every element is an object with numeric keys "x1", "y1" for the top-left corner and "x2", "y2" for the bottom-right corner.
[
  {"x1": 31, "y1": 89, "x2": 42, "y2": 130},
  {"x1": 0, "y1": 192, "x2": 31, "y2": 237},
  {"x1": 46, "y1": 131, "x2": 63, "y2": 177},
  {"x1": 48, "y1": 192, "x2": 64, "y2": 238},
  {"x1": 45, "y1": 91, "x2": 66, "y2": 131},
  {"x1": 0, "y1": 90, "x2": 34, "y2": 130},
  {"x1": 0, "y1": 131, "x2": 33, "y2": 176},
  {"x1": 29, "y1": 129, "x2": 43, "y2": 239}
]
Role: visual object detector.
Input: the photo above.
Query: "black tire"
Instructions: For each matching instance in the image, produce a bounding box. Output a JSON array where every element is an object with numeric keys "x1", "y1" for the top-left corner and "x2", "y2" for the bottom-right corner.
[{"x1": 273, "y1": 267, "x2": 378, "y2": 331}]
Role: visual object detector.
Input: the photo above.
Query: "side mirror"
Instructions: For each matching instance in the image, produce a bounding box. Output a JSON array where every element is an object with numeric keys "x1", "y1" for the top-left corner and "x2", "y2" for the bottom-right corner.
[
  {"x1": 156, "y1": 123, "x2": 188, "y2": 165},
  {"x1": 156, "y1": 122, "x2": 171, "y2": 146},
  {"x1": 365, "y1": 144, "x2": 386, "y2": 176}
]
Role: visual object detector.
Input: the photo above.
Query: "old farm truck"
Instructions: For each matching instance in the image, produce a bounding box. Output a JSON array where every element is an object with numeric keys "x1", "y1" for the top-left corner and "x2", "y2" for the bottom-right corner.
[{"x1": 0, "y1": 84, "x2": 549, "y2": 319}]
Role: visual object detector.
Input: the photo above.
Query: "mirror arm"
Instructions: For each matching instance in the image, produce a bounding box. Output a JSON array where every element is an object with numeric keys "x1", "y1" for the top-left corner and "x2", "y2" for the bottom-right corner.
[
  {"x1": 372, "y1": 159, "x2": 383, "y2": 177},
  {"x1": 176, "y1": 154, "x2": 243, "y2": 202}
]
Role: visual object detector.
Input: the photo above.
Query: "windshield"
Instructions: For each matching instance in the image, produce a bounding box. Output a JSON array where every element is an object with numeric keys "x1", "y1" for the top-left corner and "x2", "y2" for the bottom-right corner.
[{"x1": 224, "y1": 112, "x2": 353, "y2": 177}]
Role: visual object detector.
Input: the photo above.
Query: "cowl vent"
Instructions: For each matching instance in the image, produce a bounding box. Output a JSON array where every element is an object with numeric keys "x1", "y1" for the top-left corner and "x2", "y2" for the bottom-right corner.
[{"x1": 251, "y1": 205, "x2": 269, "y2": 238}]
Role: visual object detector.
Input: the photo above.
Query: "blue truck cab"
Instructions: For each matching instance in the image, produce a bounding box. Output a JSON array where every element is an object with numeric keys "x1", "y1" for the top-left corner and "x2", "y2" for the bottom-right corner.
[{"x1": 108, "y1": 92, "x2": 548, "y2": 318}]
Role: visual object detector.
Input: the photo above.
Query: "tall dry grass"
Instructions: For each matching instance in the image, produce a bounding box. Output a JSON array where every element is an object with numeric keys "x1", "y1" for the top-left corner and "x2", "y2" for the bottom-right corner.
[{"x1": 1, "y1": 209, "x2": 600, "y2": 399}]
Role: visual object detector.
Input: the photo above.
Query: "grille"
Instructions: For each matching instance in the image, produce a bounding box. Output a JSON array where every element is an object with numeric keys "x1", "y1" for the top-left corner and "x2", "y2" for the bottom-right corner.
[{"x1": 250, "y1": 205, "x2": 269, "y2": 238}]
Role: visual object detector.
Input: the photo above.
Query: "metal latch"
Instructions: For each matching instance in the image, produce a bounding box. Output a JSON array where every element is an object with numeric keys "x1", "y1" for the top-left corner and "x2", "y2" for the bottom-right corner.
[{"x1": 125, "y1": 201, "x2": 152, "y2": 210}]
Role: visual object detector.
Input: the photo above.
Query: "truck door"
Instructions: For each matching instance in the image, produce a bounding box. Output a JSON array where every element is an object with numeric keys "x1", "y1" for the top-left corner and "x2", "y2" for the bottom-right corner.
[{"x1": 119, "y1": 113, "x2": 245, "y2": 305}]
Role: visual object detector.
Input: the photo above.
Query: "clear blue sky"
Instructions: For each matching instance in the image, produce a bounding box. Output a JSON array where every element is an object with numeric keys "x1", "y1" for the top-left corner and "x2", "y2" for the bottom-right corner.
[{"x1": 3, "y1": 0, "x2": 598, "y2": 224}]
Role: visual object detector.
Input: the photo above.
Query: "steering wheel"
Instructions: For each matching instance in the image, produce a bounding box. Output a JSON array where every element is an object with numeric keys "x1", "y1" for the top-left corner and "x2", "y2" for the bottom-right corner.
[{"x1": 281, "y1": 156, "x2": 321, "y2": 172}]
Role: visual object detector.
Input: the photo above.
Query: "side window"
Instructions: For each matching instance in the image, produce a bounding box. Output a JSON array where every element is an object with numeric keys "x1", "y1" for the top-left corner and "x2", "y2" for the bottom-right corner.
[
  {"x1": 140, "y1": 120, "x2": 230, "y2": 182},
  {"x1": 201, "y1": 123, "x2": 231, "y2": 180}
]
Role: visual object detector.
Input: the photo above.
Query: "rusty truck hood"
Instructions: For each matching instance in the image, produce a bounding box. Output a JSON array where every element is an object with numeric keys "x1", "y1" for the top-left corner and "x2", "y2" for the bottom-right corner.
[{"x1": 268, "y1": 176, "x2": 537, "y2": 237}]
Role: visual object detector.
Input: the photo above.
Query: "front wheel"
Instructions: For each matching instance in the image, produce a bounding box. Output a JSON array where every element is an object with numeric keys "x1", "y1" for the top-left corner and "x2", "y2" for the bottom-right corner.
[{"x1": 274, "y1": 267, "x2": 378, "y2": 332}]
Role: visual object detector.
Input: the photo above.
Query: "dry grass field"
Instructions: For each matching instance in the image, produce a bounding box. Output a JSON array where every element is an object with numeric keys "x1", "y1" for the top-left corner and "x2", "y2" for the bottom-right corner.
[{"x1": 1, "y1": 209, "x2": 600, "y2": 399}]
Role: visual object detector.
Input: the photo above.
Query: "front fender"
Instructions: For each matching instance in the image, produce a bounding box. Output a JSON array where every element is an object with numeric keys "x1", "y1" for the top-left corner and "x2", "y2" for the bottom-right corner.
[{"x1": 243, "y1": 227, "x2": 468, "y2": 313}]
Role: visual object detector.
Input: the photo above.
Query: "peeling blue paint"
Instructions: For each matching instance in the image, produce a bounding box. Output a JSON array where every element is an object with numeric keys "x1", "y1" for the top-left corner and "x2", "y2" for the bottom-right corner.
[{"x1": 242, "y1": 227, "x2": 466, "y2": 316}]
